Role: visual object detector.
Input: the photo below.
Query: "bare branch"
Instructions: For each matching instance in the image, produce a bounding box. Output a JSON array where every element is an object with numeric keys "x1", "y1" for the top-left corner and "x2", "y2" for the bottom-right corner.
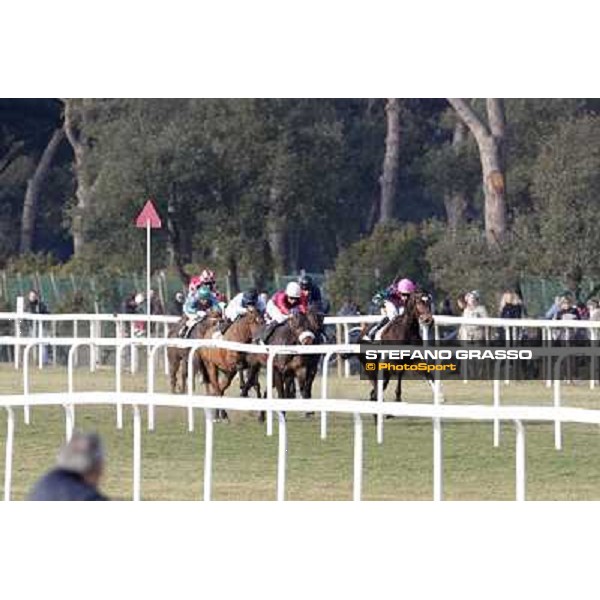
[{"x1": 447, "y1": 98, "x2": 490, "y2": 141}]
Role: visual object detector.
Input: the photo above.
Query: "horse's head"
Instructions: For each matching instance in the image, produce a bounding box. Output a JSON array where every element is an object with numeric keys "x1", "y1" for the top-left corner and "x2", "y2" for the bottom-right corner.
[
  {"x1": 233, "y1": 306, "x2": 265, "y2": 340},
  {"x1": 407, "y1": 290, "x2": 434, "y2": 327},
  {"x1": 306, "y1": 304, "x2": 325, "y2": 333},
  {"x1": 288, "y1": 311, "x2": 317, "y2": 345}
]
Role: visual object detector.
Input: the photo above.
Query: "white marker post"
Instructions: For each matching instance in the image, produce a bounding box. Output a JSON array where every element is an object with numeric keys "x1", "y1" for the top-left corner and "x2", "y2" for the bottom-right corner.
[{"x1": 135, "y1": 199, "x2": 162, "y2": 431}]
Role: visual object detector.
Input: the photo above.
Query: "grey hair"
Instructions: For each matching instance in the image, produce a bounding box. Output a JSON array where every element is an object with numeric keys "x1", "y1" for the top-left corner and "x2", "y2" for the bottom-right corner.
[{"x1": 56, "y1": 431, "x2": 104, "y2": 475}]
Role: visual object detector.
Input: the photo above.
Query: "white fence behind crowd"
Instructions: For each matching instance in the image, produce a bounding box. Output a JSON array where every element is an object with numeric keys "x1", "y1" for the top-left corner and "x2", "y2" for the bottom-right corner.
[{"x1": 1, "y1": 308, "x2": 600, "y2": 384}]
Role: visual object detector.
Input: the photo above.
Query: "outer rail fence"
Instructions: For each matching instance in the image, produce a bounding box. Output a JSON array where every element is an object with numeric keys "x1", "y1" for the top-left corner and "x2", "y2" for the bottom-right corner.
[
  {"x1": 1, "y1": 334, "x2": 599, "y2": 500},
  {"x1": 3, "y1": 391, "x2": 600, "y2": 502}
]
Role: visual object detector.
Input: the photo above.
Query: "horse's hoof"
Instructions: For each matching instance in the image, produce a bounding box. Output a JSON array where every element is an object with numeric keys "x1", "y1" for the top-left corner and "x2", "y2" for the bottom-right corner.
[{"x1": 305, "y1": 412, "x2": 315, "y2": 419}]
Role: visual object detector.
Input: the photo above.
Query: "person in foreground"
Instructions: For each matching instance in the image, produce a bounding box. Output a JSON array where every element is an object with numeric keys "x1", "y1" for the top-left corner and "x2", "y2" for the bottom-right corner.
[{"x1": 27, "y1": 431, "x2": 108, "y2": 501}]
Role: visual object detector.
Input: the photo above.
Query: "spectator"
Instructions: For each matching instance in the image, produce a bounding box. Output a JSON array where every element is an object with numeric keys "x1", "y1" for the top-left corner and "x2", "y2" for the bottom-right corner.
[
  {"x1": 439, "y1": 295, "x2": 454, "y2": 316},
  {"x1": 498, "y1": 290, "x2": 523, "y2": 342},
  {"x1": 148, "y1": 289, "x2": 164, "y2": 315},
  {"x1": 588, "y1": 299, "x2": 600, "y2": 321},
  {"x1": 499, "y1": 290, "x2": 523, "y2": 319},
  {"x1": 545, "y1": 291, "x2": 574, "y2": 319},
  {"x1": 132, "y1": 292, "x2": 146, "y2": 336},
  {"x1": 169, "y1": 291, "x2": 186, "y2": 317},
  {"x1": 337, "y1": 297, "x2": 360, "y2": 317},
  {"x1": 552, "y1": 295, "x2": 580, "y2": 343},
  {"x1": 575, "y1": 301, "x2": 589, "y2": 320},
  {"x1": 25, "y1": 289, "x2": 50, "y2": 364},
  {"x1": 26, "y1": 289, "x2": 49, "y2": 316},
  {"x1": 120, "y1": 292, "x2": 138, "y2": 315},
  {"x1": 459, "y1": 290, "x2": 488, "y2": 341},
  {"x1": 555, "y1": 296, "x2": 579, "y2": 321},
  {"x1": 27, "y1": 431, "x2": 108, "y2": 501}
]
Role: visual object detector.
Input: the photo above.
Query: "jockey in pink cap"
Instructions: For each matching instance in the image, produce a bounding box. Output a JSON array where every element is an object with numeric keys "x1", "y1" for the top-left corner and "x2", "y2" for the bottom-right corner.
[{"x1": 363, "y1": 278, "x2": 417, "y2": 341}]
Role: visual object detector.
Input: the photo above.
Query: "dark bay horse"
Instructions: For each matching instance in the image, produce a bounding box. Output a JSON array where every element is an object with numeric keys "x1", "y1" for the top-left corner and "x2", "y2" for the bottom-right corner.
[
  {"x1": 241, "y1": 310, "x2": 323, "y2": 420},
  {"x1": 357, "y1": 291, "x2": 437, "y2": 406}
]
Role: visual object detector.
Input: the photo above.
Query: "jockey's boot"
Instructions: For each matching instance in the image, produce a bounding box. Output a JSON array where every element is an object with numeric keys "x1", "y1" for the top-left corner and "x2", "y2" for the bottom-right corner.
[
  {"x1": 218, "y1": 319, "x2": 232, "y2": 335},
  {"x1": 178, "y1": 325, "x2": 188, "y2": 338},
  {"x1": 364, "y1": 317, "x2": 389, "y2": 341},
  {"x1": 259, "y1": 321, "x2": 279, "y2": 344}
]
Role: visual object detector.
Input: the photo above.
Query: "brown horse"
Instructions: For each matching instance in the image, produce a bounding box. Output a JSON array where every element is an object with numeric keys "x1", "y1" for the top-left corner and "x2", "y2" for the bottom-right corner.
[
  {"x1": 241, "y1": 309, "x2": 323, "y2": 421},
  {"x1": 197, "y1": 307, "x2": 265, "y2": 398},
  {"x1": 166, "y1": 311, "x2": 221, "y2": 394},
  {"x1": 357, "y1": 291, "x2": 435, "y2": 406}
]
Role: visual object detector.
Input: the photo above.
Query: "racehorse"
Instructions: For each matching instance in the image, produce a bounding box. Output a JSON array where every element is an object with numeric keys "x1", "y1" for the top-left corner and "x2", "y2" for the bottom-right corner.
[
  {"x1": 357, "y1": 291, "x2": 437, "y2": 408},
  {"x1": 166, "y1": 311, "x2": 221, "y2": 394},
  {"x1": 282, "y1": 306, "x2": 326, "y2": 413},
  {"x1": 241, "y1": 309, "x2": 323, "y2": 421},
  {"x1": 197, "y1": 307, "x2": 265, "y2": 403}
]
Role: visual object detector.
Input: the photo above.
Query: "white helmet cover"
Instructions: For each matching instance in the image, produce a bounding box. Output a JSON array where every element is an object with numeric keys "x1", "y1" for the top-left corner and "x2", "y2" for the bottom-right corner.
[{"x1": 286, "y1": 281, "x2": 302, "y2": 299}]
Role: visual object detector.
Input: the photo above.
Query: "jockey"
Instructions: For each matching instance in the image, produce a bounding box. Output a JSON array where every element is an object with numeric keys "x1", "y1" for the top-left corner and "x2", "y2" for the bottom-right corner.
[
  {"x1": 180, "y1": 283, "x2": 221, "y2": 337},
  {"x1": 218, "y1": 289, "x2": 264, "y2": 334},
  {"x1": 363, "y1": 278, "x2": 417, "y2": 341},
  {"x1": 259, "y1": 281, "x2": 307, "y2": 342},
  {"x1": 299, "y1": 274, "x2": 323, "y2": 310},
  {"x1": 225, "y1": 289, "x2": 265, "y2": 321},
  {"x1": 198, "y1": 268, "x2": 226, "y2": 304}
]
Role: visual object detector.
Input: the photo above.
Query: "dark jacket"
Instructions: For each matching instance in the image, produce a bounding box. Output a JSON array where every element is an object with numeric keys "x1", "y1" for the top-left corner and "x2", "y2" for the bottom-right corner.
[
  {"x1": 27, "y1": 468, "x2": 108, "y2": 501},
  {"x1": 169, "y1": 298, "x2": 185, "y2": 316},
  {"x1": 26, "y1": 299, "x2": 49, "y2": 314},
  {"x1": 500, "y1": 304, "x2": 523, "y2": 319}
]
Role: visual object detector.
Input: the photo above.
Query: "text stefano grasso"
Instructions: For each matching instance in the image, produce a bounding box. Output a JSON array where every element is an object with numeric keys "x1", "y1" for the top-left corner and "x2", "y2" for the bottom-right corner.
[{"x1": 364, "y1": 349, "x2": 533, "y2": 361}]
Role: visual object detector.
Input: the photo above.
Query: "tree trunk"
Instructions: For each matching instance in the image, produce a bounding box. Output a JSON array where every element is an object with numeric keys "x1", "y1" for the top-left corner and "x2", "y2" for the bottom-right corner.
[
  {"x1": 447, "y1": 98, "x2": 507, "y2": 247},
  {"x1": 378, "y1": 98, "x2": 401, "y2": 224},
  {"x1": 443, "y1": 119, "x2": 468, "y2": 231},
  {"x1": 63, "y1": 99, "x2": 95, "y2": 256},
  {"x1": 267, "y1": 183, "x2": 288, "y2": 274},
  {"x1": 227, "y1": 255, "x2": 240, "y2": 295},
  {"x1": 20, "y1": 127, "x2": 65, "y2": 254}
]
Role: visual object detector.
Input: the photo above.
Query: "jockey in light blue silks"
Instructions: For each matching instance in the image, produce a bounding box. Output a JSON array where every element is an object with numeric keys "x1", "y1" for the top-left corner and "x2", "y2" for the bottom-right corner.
[{"x1": 180, "y1": 282, "x2": 221, "y2": 338}]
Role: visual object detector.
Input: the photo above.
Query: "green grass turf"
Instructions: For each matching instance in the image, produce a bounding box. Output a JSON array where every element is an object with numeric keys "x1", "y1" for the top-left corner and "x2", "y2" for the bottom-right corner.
[{"x1": 1, "y1": 361, "x2": 600, "y2": 500}]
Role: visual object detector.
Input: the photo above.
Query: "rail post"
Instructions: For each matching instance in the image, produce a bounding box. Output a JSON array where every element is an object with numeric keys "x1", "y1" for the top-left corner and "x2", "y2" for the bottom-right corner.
[
  {"x1": 186, "y1": 341, "x2": 197, "y2": 432},
  {"x1": 133, "y1": 404, "x2": 141, "y2": 501},
  {"x1": 204, "y1": 408, "x2": 214, "y2": 501},
  {"x1": 320, "y1": 351, "x2": 334, "y2": 440},
  {"x1": 266, "y1": 351, "x2": 275, "y2": 437},
  {"x1": 353, "y1": 412, "x2": 363, "y2": 501},
  {"x1": 4, "y1": 407, "x2": 14, "y2": 501},
  {"x1": 277, "y1": 411, "x2": 287, "y2": 501},
  {"x1": 515, "y1": 419, "x2": 526, "y2": 501}
]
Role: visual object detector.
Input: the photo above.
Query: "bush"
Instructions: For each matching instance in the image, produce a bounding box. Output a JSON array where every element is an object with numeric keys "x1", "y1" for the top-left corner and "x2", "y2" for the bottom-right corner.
[
  {"x1": 425, "y1": 223, "x2": 521, "y2": 313},
  {"x1": 325, "y1": 222, "x2": 432, "y2": 312}
]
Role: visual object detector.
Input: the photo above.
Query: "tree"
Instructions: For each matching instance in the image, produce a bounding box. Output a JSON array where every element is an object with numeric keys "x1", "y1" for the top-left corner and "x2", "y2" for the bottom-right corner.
[
  {"x1": 378, "y1": 98, "x2": 400, "y2": 223},
  {"x1": 519, "y1": 114, "x2": 600, "y2": 286},
  {"x1": 20, "y1": 126, "x2": 65, "y2": 253},
  {"x1": 447, "y1": 99, "x2": 507, "y2": 247}
]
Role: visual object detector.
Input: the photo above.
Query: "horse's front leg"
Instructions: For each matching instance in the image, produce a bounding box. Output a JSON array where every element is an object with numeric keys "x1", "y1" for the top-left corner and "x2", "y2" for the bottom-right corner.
[
  {"x1": 169, "y1": 352, "x2": 180, "y2": 394},
  {"x1": 395, "y1": 372, "x2": 403, "y2": 403}
]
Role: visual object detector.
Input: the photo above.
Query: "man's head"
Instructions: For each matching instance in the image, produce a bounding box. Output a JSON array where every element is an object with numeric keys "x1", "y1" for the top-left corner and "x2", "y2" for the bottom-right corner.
[
  {"x1": 57, "y1": 431, "x2": 104, "y2": 487},
  {"x1": 28, "y1": 289, "x2": 39, "y2": 303}
]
